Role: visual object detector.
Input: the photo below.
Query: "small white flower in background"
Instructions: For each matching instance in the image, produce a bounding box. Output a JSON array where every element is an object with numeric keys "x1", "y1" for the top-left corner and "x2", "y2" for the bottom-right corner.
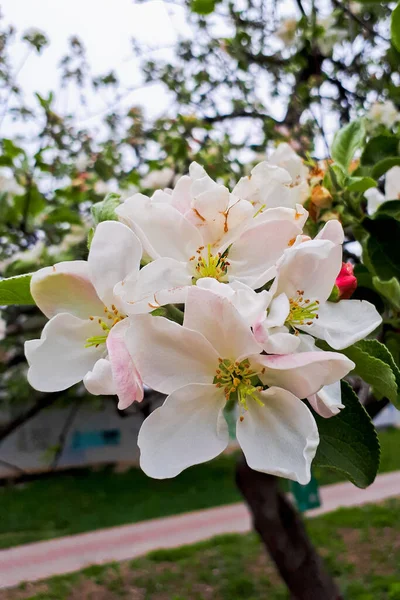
[
  {"x1": 94, "y1": 180, "x2": 117, "y2": 196},
  {"x1": 75, "y1": 152, "x2": 89, "y2": 172},
  {"x1": 316, "y1": 15, "x2": 347, "y2": 55},
  {"x1": 233, "y1": 143, "x2": 310, "y2": 212},
  {"x1": 367, "y1": 100, "x2": 399, "y2": 129},
  {"x1": 275, "y1": 18, "x2": 298, "y2": 45},
  {"x1": 141, "y1": 167, "x2": 175, "y2": 190},
  {"x1": 0, "y1": 313, "x2": 6, "y2": 341},
  {"x1": 126, "y1": 287, "x2": 354, "y2": 482},
  {"x1": 0, "y1": 240, "x2": 45, "y2": 272},
  {"x1": 117, "y1": 162, "x2": 308, "y2": 294},
  {"x1": 364, "y1": 166, "x2": 400, "y2": 215},
  {"x1": 22, "y1": 28, "x2": 48, "y2": 53},
  {"x1": 0, "y1": 173, "x2": 24, "y2": 197},
  {"x1": 25, "y1": 221, "x2": 177, "y2": 410}
]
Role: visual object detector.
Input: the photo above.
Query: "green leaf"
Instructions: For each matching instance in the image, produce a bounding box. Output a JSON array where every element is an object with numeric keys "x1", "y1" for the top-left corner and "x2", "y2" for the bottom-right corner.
[
  {"x1": 190, "y1": 0, "x2": 218, "y2": 14},
  {"x1": 391, "y1": 1, "x2": 400, "y2": 52},
  {"x1": 373, "y1": 276, "x2": 400, "y2": 310},
  {"x1": 363, "y1": 216, "x2": 400, "y2": 280},
  {"x1": 361, "y1": 135, "x2": 399, "y2": 166},
  {"x1": 356, "y1": 339, "x2": 400, "y2": 406},
  {"x1": 312, "y1": 381, "x2": 380, "y2": 489},
  {"x1": 341, "y1": 339, "x2": 399, "y2": 406},
  {"x1": 0, "y1": 273, "x2": 34, "y2": 305},
  {"x1": 375, "y1": 199, "x2": 400, "y2": 220},
  {"x1": 371, "y1": 157, "x2": 400, "y2": 179},
  {"x1": 91, "y1": 192, "x2": 121, "y2": 225},
  {"x1": 347, "y1": 176, "x2": 377, "y2": 193},
  {"x1": 331, "y1": 120, "x2": 366, "y2": 170}
]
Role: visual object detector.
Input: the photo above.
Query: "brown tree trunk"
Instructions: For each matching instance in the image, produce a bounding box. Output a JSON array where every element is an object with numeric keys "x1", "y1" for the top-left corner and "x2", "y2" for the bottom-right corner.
[{"x1": 236, "y1": 454, "x2": 343, "y2": 600}]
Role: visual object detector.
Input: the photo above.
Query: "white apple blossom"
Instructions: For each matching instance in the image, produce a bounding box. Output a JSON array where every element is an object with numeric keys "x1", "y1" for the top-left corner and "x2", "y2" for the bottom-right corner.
[
  {"x1": 24, "y1": 221, "x2": 183, "y2": 409},
  {"x1": 117, "y1": 162, "x2": 309, "y2": 294},
  {"x1": 126, "y1": 287, "x2": 354, "y2": 482},
  {"x1": 254, "y1": 234, "x2": 382, "y2": 353},
  {"x1": 141, "y1": 167, "x2": 175, "y2": 190},
  {"x1": 364, "y1": 166, "x2": 400, "y2": 215},
  {"x1": 367, "y1": 100, "x2": 399, "y2": 129},
  {"x1": 233, "y1": 144, "x2": 309, "y2": 213}
]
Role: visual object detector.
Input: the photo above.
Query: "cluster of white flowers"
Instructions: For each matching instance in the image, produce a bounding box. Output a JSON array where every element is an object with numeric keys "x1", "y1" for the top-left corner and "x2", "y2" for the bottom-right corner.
[
  {"x1": 367, "y1": 100, "x2": 400, "y2": 130},
  {"x1": 25, "y1": 145, "x2": 382, "y2": 484}
]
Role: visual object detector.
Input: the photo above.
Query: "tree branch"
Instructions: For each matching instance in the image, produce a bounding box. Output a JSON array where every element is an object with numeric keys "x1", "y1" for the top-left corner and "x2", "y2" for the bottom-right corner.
[{"x1": 236, "y1": 454, "x2": 343, "y2": 600}]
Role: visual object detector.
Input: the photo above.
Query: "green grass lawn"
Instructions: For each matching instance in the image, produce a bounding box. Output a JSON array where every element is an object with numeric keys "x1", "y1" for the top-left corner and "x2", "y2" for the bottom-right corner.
[
  {"x1": 2, "y1": 498, "x2": 400, "y2": 600},
  {"x1": 0, "y1": 427, "x2": 399, "y2": 550}
]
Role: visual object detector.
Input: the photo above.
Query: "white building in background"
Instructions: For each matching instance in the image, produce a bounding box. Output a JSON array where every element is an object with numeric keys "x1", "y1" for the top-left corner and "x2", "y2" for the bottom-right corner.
[{"x1": 0, "y1": 391, "x2": 165, "y2": 478}]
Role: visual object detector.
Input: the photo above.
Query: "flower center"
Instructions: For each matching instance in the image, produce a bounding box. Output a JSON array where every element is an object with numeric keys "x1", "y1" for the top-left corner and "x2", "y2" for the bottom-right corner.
[
  {"x1": 190, "y1": 244, "x2": 230, "y2": 283},
  {"x1": 85, "y1": 304, "x2": 126, "y2": 348},
  {"x1": 214, "y1": 358, "x2": 264, "y2": 413},
  {"x1": 286, "y1": 290, "x2": 319, "y2": 331}
]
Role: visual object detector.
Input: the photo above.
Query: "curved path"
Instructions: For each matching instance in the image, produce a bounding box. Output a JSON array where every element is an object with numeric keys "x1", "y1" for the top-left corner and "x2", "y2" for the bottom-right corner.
[{"x1": 1, "y1": 470, "x2": 400, "y2": 589}]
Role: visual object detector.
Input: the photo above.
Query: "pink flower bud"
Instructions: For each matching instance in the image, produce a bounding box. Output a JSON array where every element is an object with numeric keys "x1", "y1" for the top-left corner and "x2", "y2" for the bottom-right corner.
[{"x1": 335, "y1": 262, "x2": 357, "y2": 300}]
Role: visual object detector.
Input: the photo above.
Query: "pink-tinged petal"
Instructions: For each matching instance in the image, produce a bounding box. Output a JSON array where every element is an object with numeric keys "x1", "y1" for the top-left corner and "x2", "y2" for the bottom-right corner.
[
  {"x1": 106, "y1": 319, "x2": 144, "y2": 409},
  {"x1": 138, "y1": 383, "x2": 228, "y2": 478},
  {"x1": 252, "y1": 351, "x2": 354, "y2": 398},
  {"x1": 88, "y1": 221, "x2": 142, "y2": 308},
  {"x1": 25, "y1": 314, "x2": 104, "y2": 392},
  {"x1": 183, "y1": 287, "x2": 262, "y2": 361},
  {"x1": 125, "y1": 315, "x2": 218, "y2": 394},
  {"x1": 301, "y1": 299, "x2": 382, "y2": 350},
  {"x1": 254, "y1": 204, "x2": 308, "y2": 230},
  {"x1": 114, "y1": 258, "x2": 191, "y2": 315},
  {"x1": 315, "y1": 220, "x2": 344, "y2": 245},
  {"x1": 308, "y1": 381, "x2": 344, "y2": 418},
  {"x1": 228, "y1": 218, "x2": 303, "y2": 289},
  {"x1": 31, "y1": 261, "x2": 104, "y2": 320},
  {"x1": 117, "y1": 193, "x2": 202, "y2": 261},
  {"x1": 84, "y1": 358, "x2": 116, "y2": 396},
  {"x1": 274, "y1": 239, "x2": 342, "y2": 303},
  {"x1": 237, "y1": 387, "x2": 319, "y2": 484},
  {"x1": 262, "y1": 328, "x2": 301, "y2": 354},
  {"x1": 264, "y1": 293, "x2": 290, "y2": 328}
]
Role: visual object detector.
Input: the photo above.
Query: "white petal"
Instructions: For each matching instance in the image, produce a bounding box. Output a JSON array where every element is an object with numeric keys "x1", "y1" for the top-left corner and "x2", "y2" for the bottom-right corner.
[
  {"x1": 254, "y1": 204, "x2": 308, "y2": 230},
  {"x1": 262, "y1": 328, "x2": 301, "y2": 354},
  {"x1": 364, "y1": 188, "x2": 384, "y2": 215},
  {"x1": 25, "y1": 314, "x2": 104, "y2": 392},
  {"x1": 31, "y1": 261, "x2": 104, "y2": 320},
  {"x1": 125, "y1": 315, "x2": 218, "y2": 394},
  {"x1": 84, "y1": 358, "x2": 116, "y2": 396},
  {"x1": 274, "y1": 239, "x2": 342, "y2": 303},
  {"x1": 106, "y1": 319, "x2": 144, "y2": 409},
  {"x1": 264, "y1": 293, "x2": 290, "y2": 328},
  {"x1": 115, "y1": 258, "x2": 191, "y2": 315},
  {"x1": 88, "y1": 221, "x2": 142, "y2": 307},
  {"x1": 236, "y1": 387, "x2": 319, "y2": 484},
  {"x1": 308, "y1": 381, "x2": 344, "y2": 418},
  {"x1": 183, "y1": 286, "x2": 262, "y2": 361},
  {"x1": 315, "y1": 220, "x2": 344, "y2": 245},
  {"x1": 253, "y1": 351, "x2": 354, "y2": 398},
  {"x1": 301, "y1": 299, "x2": 382, "y2": 350},
  {"x1": 117, "y1": 193, "x2": 202, "y2": 261},
  {"x1": 170, "y1": 175, "x2": 192, "y2": 214},
  {"x1": 385, "y1": 166, "x2": 400, "y2": 200},
  {"x1": 138, "y1": 383, "x2": 229, "y2": 478},
  {"x1": 228, "y1": 218, "x2": 303, "y2": 289},
  {"x1": 269, "y1": 143, "x2": 309, "y2": 183}
]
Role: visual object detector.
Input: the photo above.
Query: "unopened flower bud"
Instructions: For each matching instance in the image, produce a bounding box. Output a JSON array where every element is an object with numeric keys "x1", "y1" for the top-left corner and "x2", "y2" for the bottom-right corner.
[{"x1": 329, "y1": 262, "x2": 357, "y2": 301}]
